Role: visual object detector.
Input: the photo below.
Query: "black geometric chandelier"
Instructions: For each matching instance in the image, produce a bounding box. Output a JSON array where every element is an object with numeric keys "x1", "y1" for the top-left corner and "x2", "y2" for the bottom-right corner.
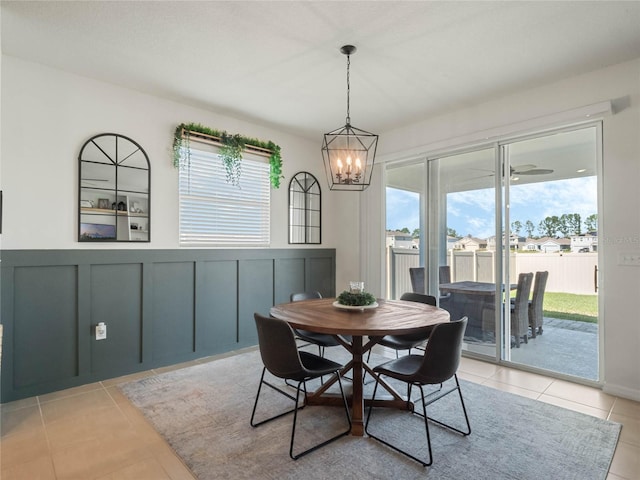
[{"x1": 322, "y1": 45, "x2": 378, "y2": 191}]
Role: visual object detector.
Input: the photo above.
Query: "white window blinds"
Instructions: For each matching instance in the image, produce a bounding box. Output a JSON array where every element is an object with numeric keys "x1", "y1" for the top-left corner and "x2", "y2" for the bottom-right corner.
[{"x1": 179, "y1": 147, "x2": 270, "y2": 246}]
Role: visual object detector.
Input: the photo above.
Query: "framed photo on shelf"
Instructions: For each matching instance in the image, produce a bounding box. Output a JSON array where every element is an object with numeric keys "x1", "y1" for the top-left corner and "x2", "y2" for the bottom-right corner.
[{"x1": 97, "y1": 198, "x2": 110, "y2": 210}]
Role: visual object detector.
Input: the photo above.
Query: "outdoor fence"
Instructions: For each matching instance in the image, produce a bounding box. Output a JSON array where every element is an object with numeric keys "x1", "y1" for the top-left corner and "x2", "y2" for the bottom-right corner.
[{"x1": 388, "y1": 247, "x2": 598, "y2": 299}]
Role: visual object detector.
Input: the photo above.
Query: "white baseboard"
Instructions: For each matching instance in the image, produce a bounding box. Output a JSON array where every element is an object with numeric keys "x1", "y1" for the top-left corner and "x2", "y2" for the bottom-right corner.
[{"x1": 603, "y1": 383, "x2": 640, "y2": 402}]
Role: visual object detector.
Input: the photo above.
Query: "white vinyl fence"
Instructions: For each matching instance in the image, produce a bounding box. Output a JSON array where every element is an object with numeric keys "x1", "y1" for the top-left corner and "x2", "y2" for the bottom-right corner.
[{"x1": 388, "y1": 247, "x2": 597, "y2": 299}]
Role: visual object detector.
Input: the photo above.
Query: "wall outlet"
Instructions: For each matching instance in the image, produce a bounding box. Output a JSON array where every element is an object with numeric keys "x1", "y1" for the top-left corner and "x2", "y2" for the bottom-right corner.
[
  {"x1": 618, "y1": 252, "x2": 640, "y2": 266},
  {"x1": 96, "y1": 322, "x2": 107, "y2": 340}
]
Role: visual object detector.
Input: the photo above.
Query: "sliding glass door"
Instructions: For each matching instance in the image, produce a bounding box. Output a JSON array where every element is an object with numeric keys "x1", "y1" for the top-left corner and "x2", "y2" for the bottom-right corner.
[
  {"x1": 428, "y1": 147, "x2": 499, "y2": 355},
  {"x1": 386, "y1": 124, "x2": 601, "y2": 382},
  {"x1": 501, "y1": 127, "x2": 600, "y2": 380}
]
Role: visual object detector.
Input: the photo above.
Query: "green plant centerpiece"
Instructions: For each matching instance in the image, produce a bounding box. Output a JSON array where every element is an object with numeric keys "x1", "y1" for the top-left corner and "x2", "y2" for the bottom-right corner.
[
  {"x1": 336, "y1": 290, "x2": 377, "y2": 307},
  {"x1": 172, "y1": 122, "x2": 284, "y2": 188}
]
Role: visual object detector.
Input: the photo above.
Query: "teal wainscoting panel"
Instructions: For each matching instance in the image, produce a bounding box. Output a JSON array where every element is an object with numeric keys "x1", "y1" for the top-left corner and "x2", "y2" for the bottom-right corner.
[
  {"x1": 238, "y1": 259, "x2": 274, "y2": 347},
  {"x1": 1, "y1": 249, "x2": 335, "y2": 402},
  {"x1": 90, "y1": 263, "x2": 143, "y2": 375},
  {"x1": 308, "y1": 256, "x2": 336, "y2": 296},
  {"x1": 197, "y1": 260, "x2": 238, "y2": 353},
  {"x1": 152, "y1": 261, "x2": 195, "y2": 361},
  {"x1": 13, "y1": 265, "x2": 78, "y2": 389},
  {"x1": 274, "y1": 257, "x2": 305, "y2": 305}
]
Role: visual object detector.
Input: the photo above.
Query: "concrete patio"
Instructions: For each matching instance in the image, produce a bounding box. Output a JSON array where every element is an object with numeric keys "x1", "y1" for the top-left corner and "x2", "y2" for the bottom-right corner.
[{"x1": 463, "y1": 317, "x2": 599, "y2": 381}]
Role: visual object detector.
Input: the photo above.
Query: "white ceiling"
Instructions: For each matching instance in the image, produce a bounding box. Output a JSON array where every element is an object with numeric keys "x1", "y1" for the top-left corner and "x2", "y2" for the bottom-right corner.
[{"x1": 3, "y1": 1, "x2": 640, "y2": 142}]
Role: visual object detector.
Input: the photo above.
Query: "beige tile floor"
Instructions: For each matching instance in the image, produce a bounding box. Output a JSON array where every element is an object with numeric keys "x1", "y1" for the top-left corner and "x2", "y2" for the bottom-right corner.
[{"x1": 1, "y1": 352, "x2": 639, "y2": 480}]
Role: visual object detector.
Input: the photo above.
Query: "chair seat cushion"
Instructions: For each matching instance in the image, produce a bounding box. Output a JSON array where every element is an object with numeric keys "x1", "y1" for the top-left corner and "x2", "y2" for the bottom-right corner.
[
  {"x1": 377, "y1": 329, "x2": 432, "y2": 350},
  {"x1": 295, "y1": 329, "x2": 351, "y2": 346},
  {"x1": 299, "y1": 351, "x2": 344, "y2": 376},
  {"x1": 373, "y1": 354, "x2": 423, "y2": 380}
]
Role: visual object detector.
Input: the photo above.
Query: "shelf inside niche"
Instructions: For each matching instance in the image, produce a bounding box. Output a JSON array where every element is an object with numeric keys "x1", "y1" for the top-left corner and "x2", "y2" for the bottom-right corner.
[{"x1": 81, "y1": 207, "x2": 128, "y2": 215}]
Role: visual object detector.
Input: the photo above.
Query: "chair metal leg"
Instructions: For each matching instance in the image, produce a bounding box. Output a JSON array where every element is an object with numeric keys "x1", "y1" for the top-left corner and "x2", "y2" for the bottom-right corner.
[
  {"x1": 290, "y1": 373, "x2": 352, "y2": 460},
  {"x1": 251, "y1": 367, "x2": 302, "y2": 428},
  {"x1": 250, "y1": 367, "x2": 351, "y2": 460},
  {"x1": 365, "y1": 374, "x2": 470, "y2": 467},
  {"x1": 414, "y1": 375, "x2": 471, "y2": 437}
]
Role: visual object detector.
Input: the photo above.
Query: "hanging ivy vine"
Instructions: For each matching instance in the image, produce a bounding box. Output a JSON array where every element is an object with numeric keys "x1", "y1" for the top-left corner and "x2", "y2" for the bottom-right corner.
[{"x1": 172, "y1": 122, "x2": 283, "y2": 188}]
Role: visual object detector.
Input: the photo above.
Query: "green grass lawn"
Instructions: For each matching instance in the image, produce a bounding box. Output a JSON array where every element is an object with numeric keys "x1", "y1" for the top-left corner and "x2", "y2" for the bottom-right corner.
[{"x1": 543, "y1": 292, "x2": 598, "y2": 323}]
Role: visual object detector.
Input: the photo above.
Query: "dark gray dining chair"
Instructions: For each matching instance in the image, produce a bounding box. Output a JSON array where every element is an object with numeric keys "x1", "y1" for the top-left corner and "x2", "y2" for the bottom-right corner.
[
  {"x1": 290, "y1": 291, "x2": 351, "y2": 356},
  {"x1": 369, "y1": 292, "x2": 437, "y2": 360},
  {"x1": 365, "y1": 317, "x2": 471, "y2": 467},
  {"x1": 250, "y1": 313, "x2": 351, "y2": 460}
]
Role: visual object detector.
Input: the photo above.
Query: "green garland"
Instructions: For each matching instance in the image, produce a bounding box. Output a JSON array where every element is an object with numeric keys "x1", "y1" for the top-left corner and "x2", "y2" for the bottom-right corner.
[{"x1": 172, "y1": 122, "x2": 283, "y2": 189}]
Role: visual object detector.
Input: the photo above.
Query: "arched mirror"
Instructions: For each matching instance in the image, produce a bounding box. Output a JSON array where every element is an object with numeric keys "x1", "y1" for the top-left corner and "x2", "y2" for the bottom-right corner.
[
  {"x1": 78, "y1": 133, "x2": 150, "y2": 242},
  {"x1": 289, "y1": 172, "x2": 321, "y2": 244}
]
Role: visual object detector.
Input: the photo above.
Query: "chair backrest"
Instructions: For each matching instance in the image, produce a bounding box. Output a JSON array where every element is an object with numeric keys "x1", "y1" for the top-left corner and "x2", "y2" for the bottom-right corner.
[
  {"x1": 414, "y1": 317, "x2": 468, "y2": 385},
  {"x1": 290, "y1": 291, "x2": 322, "y2": 302},
  {"x1": 439, "y1": 265, "x2": 451, "y2": 285},
  {"x1": 254, "y1": 313, "x2": 303, "y2": 379},
  {"x1": 409, "y1": 267, "x2": 425, "y2": 293},
  {"x1": 400, "y1": 292, "x2": 437, "y2": 306},
  {"x1": 529, "y1": 271, "x2": 549, "y2": 323},
  {"x1": 531, "y1": 271, "x2": 548, "y2": 308},
  {"x1": 513, "y1": 272, "x2": 534, "y2": 316}
]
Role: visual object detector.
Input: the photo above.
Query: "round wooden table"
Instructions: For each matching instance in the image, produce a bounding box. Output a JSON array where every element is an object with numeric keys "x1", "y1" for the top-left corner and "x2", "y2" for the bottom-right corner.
[{"x1": 270, "y1": 297, "x2": 450, "y2": 436}]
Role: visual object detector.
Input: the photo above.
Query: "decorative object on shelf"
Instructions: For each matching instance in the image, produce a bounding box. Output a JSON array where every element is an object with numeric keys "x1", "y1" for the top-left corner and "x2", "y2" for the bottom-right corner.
[
  {"x1": 78, "y1": 133, "x2": 150, "y2": 242},
  {"x1": 172, "y1": 123, "x2": 284, "y2": 188},
  {"x1": 322, "y1": 45, "x2": 378, "y2": 191},
  {"x1": 288, "y1": 172, "x2": 321, "y2": 244}
]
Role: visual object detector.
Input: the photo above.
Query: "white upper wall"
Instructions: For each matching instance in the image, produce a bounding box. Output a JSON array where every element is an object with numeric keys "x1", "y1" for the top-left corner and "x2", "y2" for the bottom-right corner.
[
  {"x1": 0, "y1": 55, "x2": 362, "y2": 290},
  {"x1": 367, "y1": 58, "x2": 640, "y2": 400}
]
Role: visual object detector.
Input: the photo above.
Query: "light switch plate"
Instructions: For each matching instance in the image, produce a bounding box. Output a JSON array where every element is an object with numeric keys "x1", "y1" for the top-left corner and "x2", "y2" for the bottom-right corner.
[{"x1": 96, "y1": 323, "x2": 107, "y2": 340}]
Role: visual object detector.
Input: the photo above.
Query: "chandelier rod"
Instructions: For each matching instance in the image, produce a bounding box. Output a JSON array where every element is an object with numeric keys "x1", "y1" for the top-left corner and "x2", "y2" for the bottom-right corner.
[
  {"x1": 340, "y1": 45, "x2": 356, "y2": 126},
  {"x1": 346, "y1": 53, "x2": 351, "y2": 126}
]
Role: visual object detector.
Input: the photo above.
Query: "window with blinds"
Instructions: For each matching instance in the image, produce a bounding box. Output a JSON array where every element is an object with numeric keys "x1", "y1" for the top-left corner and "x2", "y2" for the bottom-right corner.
[{"x1": 179, "y1": 147, "x2": 270, "y2": 246}]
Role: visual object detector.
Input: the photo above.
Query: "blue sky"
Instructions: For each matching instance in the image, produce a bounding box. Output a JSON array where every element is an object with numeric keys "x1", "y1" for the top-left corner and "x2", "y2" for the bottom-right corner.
[{"x1": 386, "y1": 177, "x2": 597, "y2": 238}]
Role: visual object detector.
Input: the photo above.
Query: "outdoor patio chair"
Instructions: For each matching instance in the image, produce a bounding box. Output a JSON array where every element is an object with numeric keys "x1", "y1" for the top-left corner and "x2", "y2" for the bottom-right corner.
[
  {"x1": 250, "y1": 313, "x2": 351, "y2": 460},
  {"x1": 511, "y1": 272, "x2": 534, "y2": 347},
  {"x1": 528, "y1": 271, "x2": 549, "y2": 337},
  {"x1": 365, "y1": 317, "x2": 471, "y2": 467},
  {"x1": 409, "y1": 267, "x2": 425, "y2": 294},
  {"x1": 482, "y1": 272, "x2": 533, "y2": 347},
  {"x1": 439, "y1": 265, "x2": 452, "y2": 308}
]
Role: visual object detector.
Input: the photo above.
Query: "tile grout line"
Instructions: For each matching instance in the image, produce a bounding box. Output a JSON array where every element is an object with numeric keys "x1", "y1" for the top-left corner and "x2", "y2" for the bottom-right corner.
[{"x1": 36, "y1": 395, "x2": 59, "y2": 479}]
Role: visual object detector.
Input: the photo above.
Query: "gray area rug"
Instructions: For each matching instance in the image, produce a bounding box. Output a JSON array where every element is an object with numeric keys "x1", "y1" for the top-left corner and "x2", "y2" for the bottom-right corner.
[{"x1": 120, "y1": 349, "x2": 620, "y2": 480}]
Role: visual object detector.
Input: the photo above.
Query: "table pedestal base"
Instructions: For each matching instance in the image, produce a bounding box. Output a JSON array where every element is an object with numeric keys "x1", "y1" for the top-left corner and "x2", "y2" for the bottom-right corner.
[{"x1": 303, "y1": 335, "x2": 413, "y2": 436}]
